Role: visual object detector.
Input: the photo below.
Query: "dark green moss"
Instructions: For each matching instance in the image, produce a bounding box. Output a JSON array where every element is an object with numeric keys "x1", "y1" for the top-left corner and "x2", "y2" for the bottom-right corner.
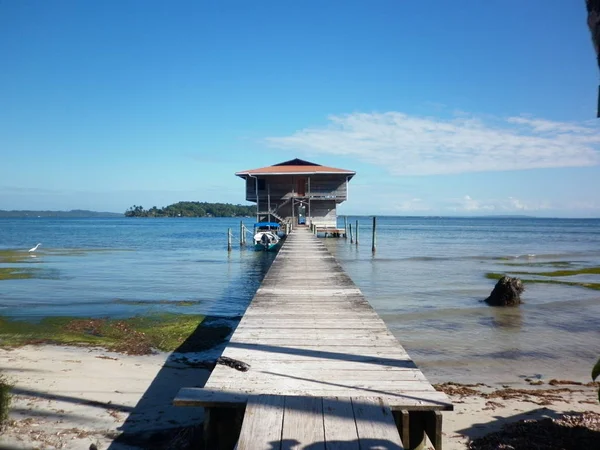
[{"x1": 518, "y1": 267, "x2": 600, "y2": 277}]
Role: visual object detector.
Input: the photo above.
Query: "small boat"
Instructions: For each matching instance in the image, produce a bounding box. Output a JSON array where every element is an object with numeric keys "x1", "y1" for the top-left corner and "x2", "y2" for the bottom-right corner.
[{"x1": 253, "y1": 222, "x2": 281, "y2": 251}]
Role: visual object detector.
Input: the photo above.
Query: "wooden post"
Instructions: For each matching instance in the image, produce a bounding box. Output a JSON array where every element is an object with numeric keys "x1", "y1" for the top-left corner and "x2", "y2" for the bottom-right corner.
[
  {"x1": 372, "y1": 216, "x2": 377, "y2": 253},
  {"x1": 344, "y1": 216, "x2": 348, "y2": 238},
  {"x1": 240, "y1": 221, "x2": 244, "y2": 246},
  {"x1": 227, "y1": 228, "x2": 232, "y2": 252},
  {"x1": 349, "y1": 223, "x2": 353, "y2": 243},
  {"x1": 356, "y1": 220, "x2": 359, "y2": 245}
]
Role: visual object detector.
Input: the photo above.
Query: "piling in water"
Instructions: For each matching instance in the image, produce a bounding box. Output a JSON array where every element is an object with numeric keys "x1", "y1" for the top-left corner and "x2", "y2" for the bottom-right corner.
[{"x1": 372, "y1": 216, "x2": 377, "y2": 253}]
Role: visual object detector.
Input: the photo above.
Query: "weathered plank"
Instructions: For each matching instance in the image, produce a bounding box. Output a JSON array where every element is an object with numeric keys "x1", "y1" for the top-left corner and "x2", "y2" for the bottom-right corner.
[
  {"x1": 281, "y1": 396, "x2": 324, "y2": 448},
  {"x1": 175, "y1": 388, "x2": 452, "y2": 411},
  {"x1": 236, "y1": 395, "x2": 284, "y2": 450},
  {"x1": 353, "y1": 397, "x2": 404, "y2": 449},
  {"x1": 322, "y1": 397, "x2": 360, "y2": 449}
]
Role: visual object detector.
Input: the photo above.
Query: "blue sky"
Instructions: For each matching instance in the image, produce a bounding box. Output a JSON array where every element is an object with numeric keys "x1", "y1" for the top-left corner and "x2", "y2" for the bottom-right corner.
[{"x1": 1, "y1": 1, "x2": 598, "y2": 216}]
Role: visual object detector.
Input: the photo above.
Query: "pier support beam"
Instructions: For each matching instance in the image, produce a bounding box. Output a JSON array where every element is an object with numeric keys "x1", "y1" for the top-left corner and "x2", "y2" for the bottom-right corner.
[{"x1": 203, "y1": 406, "x2": 245, "y2": 450}]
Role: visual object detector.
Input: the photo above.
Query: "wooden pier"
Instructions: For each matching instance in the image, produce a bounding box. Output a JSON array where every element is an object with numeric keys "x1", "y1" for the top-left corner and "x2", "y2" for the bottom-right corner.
[{"x1": 175, "y1": 228, "x2": 452, "y2": 449}]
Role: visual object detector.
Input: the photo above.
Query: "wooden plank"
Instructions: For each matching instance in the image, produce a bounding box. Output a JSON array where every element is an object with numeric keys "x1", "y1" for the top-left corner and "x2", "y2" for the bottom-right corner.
[
  {"x1": 207, "y1": 380, "x2": 437, "y2": 393},
  {"x1": 281, "y1": 396, "x2": 325, "y2": 449},
  {"x1": 222, "y1": 344, "x2": 409, "y2": 355},
  {"x1": 223, "y1": 347, "x2": 412, "y2": 367},
  {"x1": 174, "y1": 388, "x2": 453, "y2": 411},
  {"x1": 209, "y1": 360, "x2": 418, "y2": 371},
  {"x1": 236, "y1": 395, "x2": 284, "y2": 450},
  {"x1": 231, "y1": 330, "x2": 397, "y2": 340},
  {"x1": 206, "y1": 369, "x2": 429, "y2": 383},
  {"x1": 352, "y1": 397, "x2": 404, "y2": 449},
  {"x1": 322, "y1": 397, "x2": 359, "y2": 450},
  {"x1": 228, "y1": 338, "x2": 400, "y2": 346}
]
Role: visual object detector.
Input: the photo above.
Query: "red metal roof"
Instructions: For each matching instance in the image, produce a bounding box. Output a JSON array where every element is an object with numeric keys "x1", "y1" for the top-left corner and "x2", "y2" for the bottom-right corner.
[{"x1": 235, "y1": 158, "x2": 356, "y2": 178}]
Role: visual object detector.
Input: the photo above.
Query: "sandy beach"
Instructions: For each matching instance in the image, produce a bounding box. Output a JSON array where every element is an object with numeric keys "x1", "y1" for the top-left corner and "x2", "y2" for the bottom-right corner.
[
  {"x1": 0, "y1": 345, "x2": 210, "y2": 450},
  {"x1": 0, "y1": 344, "x2": 598, "y2": 449}
]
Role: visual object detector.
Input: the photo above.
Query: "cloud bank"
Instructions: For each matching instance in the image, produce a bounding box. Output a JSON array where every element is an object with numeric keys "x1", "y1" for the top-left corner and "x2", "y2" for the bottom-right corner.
[{"x1": 266, "y1": 112, "x2": 600, "y2": 175}]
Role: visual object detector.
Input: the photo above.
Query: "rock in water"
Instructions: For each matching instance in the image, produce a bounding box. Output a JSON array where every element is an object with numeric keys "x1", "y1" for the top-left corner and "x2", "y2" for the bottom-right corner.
[{"x1": 485, "y1": 276, "x2": 524, "y2": 306}]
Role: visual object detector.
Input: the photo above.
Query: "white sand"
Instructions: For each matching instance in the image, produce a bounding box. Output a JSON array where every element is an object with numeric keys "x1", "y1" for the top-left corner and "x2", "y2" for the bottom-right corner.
[
  {"x1": 0, "y1": 345, "x2": 598, "y2": 449},
  {"x1": 0, "y1": 345, "x2": 209, "y2": 450}
]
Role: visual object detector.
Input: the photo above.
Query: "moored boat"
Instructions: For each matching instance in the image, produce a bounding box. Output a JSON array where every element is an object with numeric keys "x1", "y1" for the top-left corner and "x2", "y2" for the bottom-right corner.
[{"x1": 253, "y1": 222, "x2": 281, "y2": 251}]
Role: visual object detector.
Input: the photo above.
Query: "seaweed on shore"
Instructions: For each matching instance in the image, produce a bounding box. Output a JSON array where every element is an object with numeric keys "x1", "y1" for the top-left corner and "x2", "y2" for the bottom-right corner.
[
  {"x1": 468, "y1": 411, "x2": 600, "y2": 450},
  {"x1": 0, "y1": 314, "x2": 232, "y2": 355}
]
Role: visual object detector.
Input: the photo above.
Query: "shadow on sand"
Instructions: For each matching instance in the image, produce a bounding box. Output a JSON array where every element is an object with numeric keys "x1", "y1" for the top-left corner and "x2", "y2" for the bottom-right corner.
[{"x1": 106, "y1": 251, "x2": 276, "y2": 450}]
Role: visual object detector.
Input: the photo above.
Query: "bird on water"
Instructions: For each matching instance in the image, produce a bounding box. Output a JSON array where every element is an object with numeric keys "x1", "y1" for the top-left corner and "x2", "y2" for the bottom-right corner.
[{"x1": 28, "y1": 243, "x2": 42, "y2": 252}]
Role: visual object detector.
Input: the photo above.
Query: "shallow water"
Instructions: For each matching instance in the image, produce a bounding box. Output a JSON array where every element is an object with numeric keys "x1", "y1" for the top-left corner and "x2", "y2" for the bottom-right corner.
[
  {"x1": 324, "y1": 217, "x2": 600, "y2": 384},
  {"x1": 0, "y1": 217, "x2": 275, "y2": 318},
  {"x1": 1, "y1": 216, "x2": 599, "y2": 384}
]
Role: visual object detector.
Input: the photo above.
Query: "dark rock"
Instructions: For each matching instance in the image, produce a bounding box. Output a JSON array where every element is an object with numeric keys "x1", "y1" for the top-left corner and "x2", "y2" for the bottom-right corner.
[{"x1": 485, "y1": 276, "x2": 524, "y2": 306}]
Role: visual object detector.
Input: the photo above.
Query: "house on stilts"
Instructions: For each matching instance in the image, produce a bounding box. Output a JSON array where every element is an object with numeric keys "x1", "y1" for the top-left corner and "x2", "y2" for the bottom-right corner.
[{"x1": 235, "y1": 158, "x2": 356, "y2": 228}]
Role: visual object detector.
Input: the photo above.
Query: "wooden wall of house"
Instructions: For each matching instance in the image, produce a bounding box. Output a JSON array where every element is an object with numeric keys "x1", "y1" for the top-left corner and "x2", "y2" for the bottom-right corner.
[
  {"x1": 308, "y1": 200, "x2": 337, "y2": 227},
  {"x1": 243, "y1": 174, "x2": 349, "y2": 203}
]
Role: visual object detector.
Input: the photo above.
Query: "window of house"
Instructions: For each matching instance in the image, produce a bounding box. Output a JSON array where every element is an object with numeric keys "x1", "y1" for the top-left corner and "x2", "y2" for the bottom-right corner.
[{"x1": 257, "y1": 179, "x2": 266, "y2": 191}]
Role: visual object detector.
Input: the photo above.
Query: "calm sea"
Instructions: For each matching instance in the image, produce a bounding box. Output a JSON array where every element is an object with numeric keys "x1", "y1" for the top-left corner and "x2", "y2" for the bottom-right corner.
[{"x1": 1, "y1": 216, "x2": 599, "y2": 385}]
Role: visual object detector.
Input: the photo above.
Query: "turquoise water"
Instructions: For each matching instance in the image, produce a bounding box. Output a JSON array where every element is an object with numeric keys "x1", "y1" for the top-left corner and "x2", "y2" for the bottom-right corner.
[
  {"x1": 0, "y1": 218, "x2": 275, "y2": 318},
  {"x1": 1, "y1": 216, "x2": 599, "y2": 384}
]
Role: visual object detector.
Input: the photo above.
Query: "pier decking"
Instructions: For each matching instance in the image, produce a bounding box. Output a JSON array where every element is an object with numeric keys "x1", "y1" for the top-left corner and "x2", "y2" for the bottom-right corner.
[{"x1": 175, "y1": 228, "x2": 452, "y2": 449}]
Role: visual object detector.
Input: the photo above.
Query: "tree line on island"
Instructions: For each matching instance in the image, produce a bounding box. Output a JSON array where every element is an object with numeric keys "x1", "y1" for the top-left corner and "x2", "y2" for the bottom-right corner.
[{"x1": 124, "y1": 201, "x2": 256, "y2": 218}]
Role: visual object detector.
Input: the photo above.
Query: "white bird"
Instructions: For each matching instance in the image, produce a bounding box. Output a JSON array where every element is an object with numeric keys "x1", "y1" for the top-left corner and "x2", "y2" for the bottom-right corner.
[{"x1": 28, "y1": 243, "x2": 42, "y2": 252}]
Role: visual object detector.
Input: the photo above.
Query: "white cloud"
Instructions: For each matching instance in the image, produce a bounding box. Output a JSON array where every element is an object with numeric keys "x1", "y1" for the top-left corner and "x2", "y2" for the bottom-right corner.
[
  {"x1": 450, "y1": 195, "x2": 495, "y2": 212},
  {"x1": 447, "y1": 195, "x2": 552, "y2": 213},
  {"x1": 265, "y1": 112, "x2": 600, "y2": 176}
]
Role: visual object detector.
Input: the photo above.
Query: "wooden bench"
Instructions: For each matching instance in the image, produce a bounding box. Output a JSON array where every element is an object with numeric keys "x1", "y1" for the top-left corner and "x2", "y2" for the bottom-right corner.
[{"x1": 235, "y1": 395, "x2": 403, "y2": 450}]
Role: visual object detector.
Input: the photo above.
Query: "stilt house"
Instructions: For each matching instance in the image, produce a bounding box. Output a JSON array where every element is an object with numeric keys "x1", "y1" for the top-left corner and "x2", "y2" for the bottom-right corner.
[{"x1": 235, "y1": 158, "x2": 356, "y2": 227}]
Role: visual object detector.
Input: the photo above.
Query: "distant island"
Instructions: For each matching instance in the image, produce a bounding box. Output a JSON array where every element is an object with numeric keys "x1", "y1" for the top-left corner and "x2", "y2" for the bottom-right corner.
[
  {"x1": 0, "y1": 209, "x2": 123, "y2": 218},
  {"x1": 125, "y1": 201, "x2": 256, "y2": 218}
]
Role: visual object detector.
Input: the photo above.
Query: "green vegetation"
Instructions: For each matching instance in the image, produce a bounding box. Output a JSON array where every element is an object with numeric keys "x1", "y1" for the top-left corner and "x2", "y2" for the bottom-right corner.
[
  {"x1": 485, "y1": 273, "x2": 600, "y2": 291},
  {"x1": 125, "y1": 201, "x2": 256, "y2": 218},
  {"x1": 0, "y1": 374, "x2": 10, "y2": 430},
  {"x1": 0, "y1": 268, "x2": 36, "y2": 281},
  {"x1": 508, "y1": 267, "x2": 600, "y2": 277},
  {"x1": 0, "y1": 267, "x2": 59, "y2": 281},
  {"x1": 0, "y1": 209, "x2": 122, "y2": 218},
  {"x1": 0, "y1": 249, "x2": 33, "y2": 264},
  {"x1": 0, "y1": 314, "x2": 232, "y2": 355}
]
